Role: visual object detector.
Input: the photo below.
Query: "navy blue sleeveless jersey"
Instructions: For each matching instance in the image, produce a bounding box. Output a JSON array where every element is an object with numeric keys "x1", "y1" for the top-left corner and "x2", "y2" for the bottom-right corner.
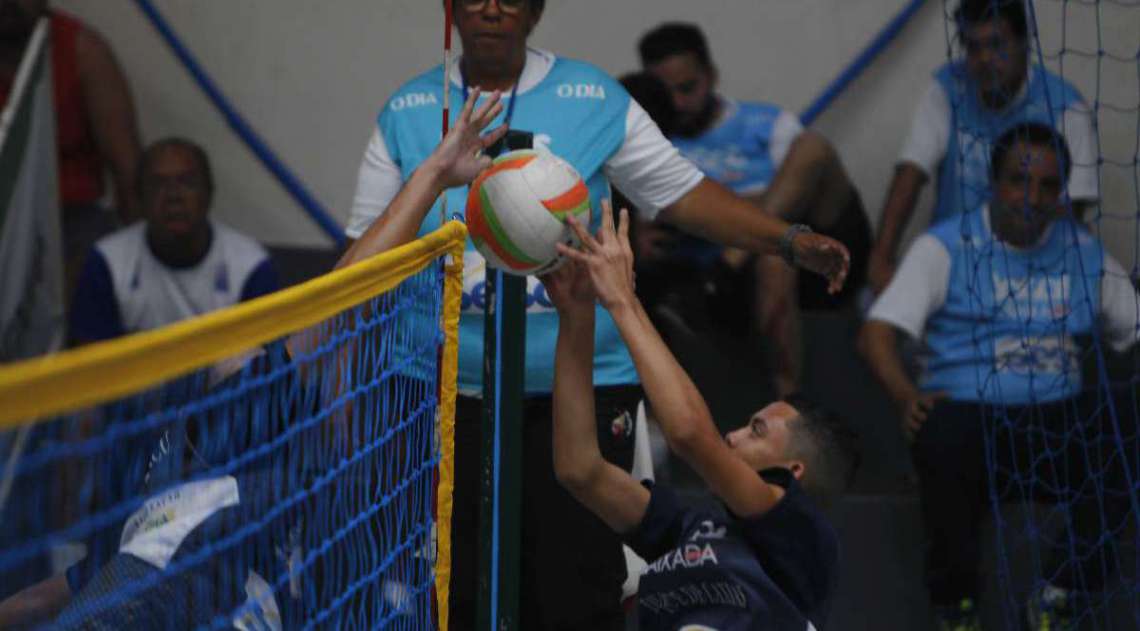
[{"x1": 624, "y1": 469, "x2": 838, "y2": 630}]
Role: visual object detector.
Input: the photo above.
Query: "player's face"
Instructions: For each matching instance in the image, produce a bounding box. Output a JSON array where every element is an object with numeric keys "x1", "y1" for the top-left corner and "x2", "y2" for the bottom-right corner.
[
  {"x1": 961, "y1": 18, "x2": 1028, "y2": 107},
  {"x1": 646, "y1": 53, "x2": 715, "y2": 136},
  {"x1": 453, "y1": 0, "x2": 539, "y2": 71},
  {"x1": 992, "y1": 141, "x2": 1063, "y2": 247},
  {"x1": 141, "y1": 146, "x2": 211, "y2": 242},
  {"x1": 725, "y1": 401, "x2": 802, "y2": 475}
]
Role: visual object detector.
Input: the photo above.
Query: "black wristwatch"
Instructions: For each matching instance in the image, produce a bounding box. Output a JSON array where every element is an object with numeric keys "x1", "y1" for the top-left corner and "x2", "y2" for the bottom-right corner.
[{"x1": 780, "y1": 224, "x2": 813, "y2": 266}]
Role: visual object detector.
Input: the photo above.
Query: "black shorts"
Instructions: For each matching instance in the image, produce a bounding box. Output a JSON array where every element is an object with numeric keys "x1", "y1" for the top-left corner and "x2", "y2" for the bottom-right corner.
[{"x1": 449, "y1": 386, "x2": 640, "y2": 631}]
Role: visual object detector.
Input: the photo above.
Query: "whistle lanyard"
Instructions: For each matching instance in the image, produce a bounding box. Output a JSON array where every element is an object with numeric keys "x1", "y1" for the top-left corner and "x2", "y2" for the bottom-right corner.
[{"x1": 460, "y1": 65, "x2": 520, "y2": 132}]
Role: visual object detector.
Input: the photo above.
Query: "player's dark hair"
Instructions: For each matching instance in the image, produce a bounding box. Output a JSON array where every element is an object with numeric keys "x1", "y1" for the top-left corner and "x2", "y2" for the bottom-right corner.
[
  {"x1": 638, "y1": 22, "x2": 712, "y2": 70},
  {"x1": 619, "y1": 71, "x2": 678, "y2": 137},
  {"x1": 955, "y1": 0, "x2": 1029, "y2": 41},
  {"x1": 782, "y1": 393, "x2": 861, "y2": 501},
  {"x1": 989, "y1": 121, "x2": 1071, "y2": 183},
  {"x1": 137, "y1": 137, "x2": 215, "y2": 202}
]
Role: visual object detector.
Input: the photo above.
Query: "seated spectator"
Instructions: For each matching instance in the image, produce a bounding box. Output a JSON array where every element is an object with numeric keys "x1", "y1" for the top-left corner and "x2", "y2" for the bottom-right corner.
[
  {"x1": 858, "y1": 122, "x2": 1137, "y2": 630},
  {"x1": 867, "y1": 0, "x2": 1098, "y2": 295},
  {"x1": 69, "y1": 138, "x2": 278, "y2": 345},
  {"x1": 0, "y1": 89, "x2": 509, "y2": 631},
  {"x1": 0, "y1": 0, "x2": 142, "y2": 294},
  {"x1": 638, "y1": 22, "x2": 871, "y2": 396}
]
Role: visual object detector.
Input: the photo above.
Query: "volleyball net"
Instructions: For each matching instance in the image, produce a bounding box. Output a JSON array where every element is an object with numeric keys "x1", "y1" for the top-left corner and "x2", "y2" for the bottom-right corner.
[
  {"x1": 942, "y1": 0, "x2": 1140, "y2": 627},
  {"x1": 0, "y1": 222, "x2": 465, "y2": 630}
]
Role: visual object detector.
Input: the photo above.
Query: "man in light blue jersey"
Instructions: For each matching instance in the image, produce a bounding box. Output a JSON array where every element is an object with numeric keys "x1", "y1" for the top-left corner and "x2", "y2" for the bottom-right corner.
[
  {"x1": 345, "y1": 1, "x2": 851, "y2": 628},
  {"x1": 638, "y1": 22, "x2": 871, "y2": 396},
  {"x1": 867, "y1": 0, "x2": 1099, "y2": 295},
  {"x1": 859, "y1": 123, "x2": 1137, "y2": 630}
]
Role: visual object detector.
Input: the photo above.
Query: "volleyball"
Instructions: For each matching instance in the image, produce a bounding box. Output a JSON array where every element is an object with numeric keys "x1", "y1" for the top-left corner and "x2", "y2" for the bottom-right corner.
[{"x1": 466, "y1": 149, "x2": 591, "y2": 276}]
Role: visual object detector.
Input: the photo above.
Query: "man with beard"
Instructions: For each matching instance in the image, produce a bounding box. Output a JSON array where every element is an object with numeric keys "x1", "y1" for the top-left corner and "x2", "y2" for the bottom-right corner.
[{"x1": 638, "y1": 22, "x2": 871, "y2": 397}]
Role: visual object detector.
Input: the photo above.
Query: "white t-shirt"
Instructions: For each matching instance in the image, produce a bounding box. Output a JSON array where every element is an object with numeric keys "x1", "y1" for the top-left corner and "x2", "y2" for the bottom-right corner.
[
  {"x1": 346, "y1": 48, "x2": 704, "y2": 239},
  {"x1": 869, "y1": 210, "x2": 1138, "y2": 352},
  {"x1": 898, "y1": 77, "x2": 1099, "y2": 202}
]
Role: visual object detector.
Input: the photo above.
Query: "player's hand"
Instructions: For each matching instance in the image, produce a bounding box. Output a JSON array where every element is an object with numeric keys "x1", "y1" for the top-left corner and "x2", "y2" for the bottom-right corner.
[
  {"x1": 539, "y1": 258, "x2": 594, "y2": 316},
  {"x1": 425, "y1": 88, "x2": 509, "y2": 189},
  {"x1": 899, "y1": 391, "x2": 947, "y2": 442},
  {"x1": 558, "y1": 200, "x2": 637, "y2": 312},
  {"x1": 867, "y1": 247, "x2": 896, "y2": 296},
  {"x1": 793, "y1": 232, "x2": 850, "y2": 295}
]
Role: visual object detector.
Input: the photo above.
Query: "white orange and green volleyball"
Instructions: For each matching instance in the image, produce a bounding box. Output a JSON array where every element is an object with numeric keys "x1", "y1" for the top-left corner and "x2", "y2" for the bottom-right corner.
[{"x1": 465, "y1": 149, "x2": 591, "y2": 276}]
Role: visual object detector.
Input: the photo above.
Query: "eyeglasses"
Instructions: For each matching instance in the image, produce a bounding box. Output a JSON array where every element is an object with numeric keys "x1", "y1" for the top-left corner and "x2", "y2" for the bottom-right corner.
[{"x1": 458, "y1": 0, "x2": 526, "y2": 15}]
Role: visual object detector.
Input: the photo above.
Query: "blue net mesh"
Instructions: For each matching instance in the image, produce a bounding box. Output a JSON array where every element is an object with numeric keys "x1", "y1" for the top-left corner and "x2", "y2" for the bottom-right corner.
[
  {"x1": 0, "y1": 261, "x2": 446, "y2": 630},
  {"x1": 936, "y1": 0, "x2": 1140, "y2": 627}
]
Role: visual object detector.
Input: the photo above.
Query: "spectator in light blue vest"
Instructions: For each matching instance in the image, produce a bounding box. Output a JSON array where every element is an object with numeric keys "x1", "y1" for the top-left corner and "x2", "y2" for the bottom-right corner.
[
  {"x1": 637, "y1": 22, "x2": 871, "y2": 398},
  {"x1": 868, "y1": 0, "x2": 1098, "y2": 296},
  {"x1": 859, "y1": 122, "x2": 1137, "y2": 631}
]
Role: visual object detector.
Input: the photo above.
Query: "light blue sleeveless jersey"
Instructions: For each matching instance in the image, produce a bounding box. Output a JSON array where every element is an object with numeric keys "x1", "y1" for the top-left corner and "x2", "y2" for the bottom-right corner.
[
  {"x1": 933, "y1": 62, "x2": 1084, "y2": 223},
  {"x1": 922, "y1": 210, "x2": 1103, "y2": 405},
  {"x1": 377, "y1": 57, "x2": 636, "y2": 393},
  {"x1": 668, "y1": 101, "x2": 785, "y2": 266},
  {"x1": 670, "y1": 101, "x2": 785, "y2": 194}
]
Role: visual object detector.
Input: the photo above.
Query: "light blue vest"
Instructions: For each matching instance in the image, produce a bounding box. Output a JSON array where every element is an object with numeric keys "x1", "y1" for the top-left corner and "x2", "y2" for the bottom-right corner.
[
  {"x1": 377, "y1": 57, "x2": 636, "y2": 393},
  {"x1": 921, "y1": 209, "x2": 1103, "y2": 405},
  {"x1": 933, "y1": 62, "x2": 1084, "y2": 223},
  {"x1": 671, "y1": 101, "x2": 784, "y2": 194},
  {"x1": 669, "y1": 101, "x2": 785, "y2": 266}
]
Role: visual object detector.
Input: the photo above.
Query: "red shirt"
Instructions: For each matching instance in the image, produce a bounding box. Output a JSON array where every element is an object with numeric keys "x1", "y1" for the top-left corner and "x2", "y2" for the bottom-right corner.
[{"x1": 0, "y1": 11, "x2": 106, "y2": 208}]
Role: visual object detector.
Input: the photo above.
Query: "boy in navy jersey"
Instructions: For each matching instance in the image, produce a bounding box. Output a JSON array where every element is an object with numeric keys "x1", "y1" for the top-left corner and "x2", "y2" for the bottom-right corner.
[{"x1": 543, "y1": 203, "x2": 859, "y2": 630}]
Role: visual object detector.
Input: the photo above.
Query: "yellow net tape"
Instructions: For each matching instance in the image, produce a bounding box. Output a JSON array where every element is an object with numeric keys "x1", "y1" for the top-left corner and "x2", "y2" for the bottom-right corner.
[
  {"x1": 0, "y1": 221, "x2": 467, "y2": 429},
  {"x1": 434, "y1": 238, "x2": 463, "y2": 631}
]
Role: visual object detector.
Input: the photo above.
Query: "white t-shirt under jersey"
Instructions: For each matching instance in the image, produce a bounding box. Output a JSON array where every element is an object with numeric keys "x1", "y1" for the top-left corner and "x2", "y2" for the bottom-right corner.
[
  {"x1": 870, "y1": 209, "x2": 1138, "y2": 352},
  {"x1": 898, "y1": 77, "x2": 1099, "y2": 202},
  {"x1": 346, "y1": 48, "x2": 704, "y2": 239}
]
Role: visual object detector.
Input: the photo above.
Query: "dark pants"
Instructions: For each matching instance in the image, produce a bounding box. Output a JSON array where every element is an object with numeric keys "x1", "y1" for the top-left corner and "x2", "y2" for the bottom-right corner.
[
  {"x1": 448, "y1": 386, "x2": 640, "y2": 631},
  {"x1": 634, "y1": 192, "x2": 872, "y2": 338},
  {"x1": 911, "y1": 392, "x2": 1137, "y2": 606}
]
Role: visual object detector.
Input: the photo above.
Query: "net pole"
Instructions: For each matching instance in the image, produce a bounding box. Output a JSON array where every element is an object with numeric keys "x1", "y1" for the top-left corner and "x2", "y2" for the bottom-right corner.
[{"x1": 478, "y1": 270, "x2": 525, "y2": 631}]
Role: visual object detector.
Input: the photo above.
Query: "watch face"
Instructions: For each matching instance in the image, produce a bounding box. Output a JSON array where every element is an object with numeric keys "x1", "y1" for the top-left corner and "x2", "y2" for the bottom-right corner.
[{"x1": 486, "y1": 129, "x2": 534, "y2": 158}]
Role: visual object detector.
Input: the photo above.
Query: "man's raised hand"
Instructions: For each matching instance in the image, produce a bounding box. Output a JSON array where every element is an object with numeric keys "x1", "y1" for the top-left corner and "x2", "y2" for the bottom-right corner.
[{"x1": 794, "y1": 232, "x2": 851, "y2": 295}]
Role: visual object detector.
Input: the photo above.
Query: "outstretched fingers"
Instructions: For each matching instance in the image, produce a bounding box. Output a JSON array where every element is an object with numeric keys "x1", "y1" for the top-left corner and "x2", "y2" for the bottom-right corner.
[
  {"x1": 470, "y1": 90, "x2": 504, "y2": 131},
  {"x1": 599, "y1": 199, "x2": 616, "y2": 242},
  {"x1": 556, "y1": 242, "x2": 590, "y2": 265},
  {"x1": 565, "y1": 214, "x2": 601, "y2": 253},
  {"x1": 481, "y1": 123, "x2": 509, "y2": 151}
]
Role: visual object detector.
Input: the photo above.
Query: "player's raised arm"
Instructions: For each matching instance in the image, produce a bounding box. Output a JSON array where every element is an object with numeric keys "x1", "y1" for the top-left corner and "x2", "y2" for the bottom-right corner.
[
  {"x1": 660, "y1": 179, "x2": 851, "y2": 295},
  {"x1": 287, "y1": 90, "x2": 506, "y2": 359},
  {"x1": 335, "y1": 89, "x2": 507, "y2": 269},
  {"x1": 559, "y1": 202, "x2": 784, "y2": 518},
  {"x1": 543, "y1": 260, "x2": 650, "y2": 534}
]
